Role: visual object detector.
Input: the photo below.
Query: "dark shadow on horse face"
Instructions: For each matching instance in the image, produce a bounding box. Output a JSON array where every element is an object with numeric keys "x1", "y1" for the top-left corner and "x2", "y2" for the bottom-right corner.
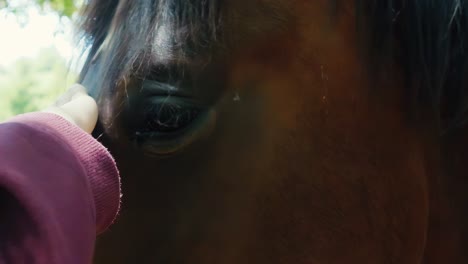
[{"x1": 78, "y1": 0, "x2": 468, "y2": 263}]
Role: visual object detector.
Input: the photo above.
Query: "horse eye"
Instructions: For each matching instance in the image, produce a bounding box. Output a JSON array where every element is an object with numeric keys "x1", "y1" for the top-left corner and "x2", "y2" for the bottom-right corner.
[
  {"x1": 140, "y1": 103, "x2": 200, "y2": 134},
  {"x1": 128, "y1": 96, "x2": 215, "y2": 156}
]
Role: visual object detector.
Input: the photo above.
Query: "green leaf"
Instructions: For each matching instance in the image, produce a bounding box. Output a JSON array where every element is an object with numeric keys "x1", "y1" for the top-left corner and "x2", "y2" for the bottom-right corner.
[{"x1": 1, "y1": 0, "x2": 80, "y2": 18}]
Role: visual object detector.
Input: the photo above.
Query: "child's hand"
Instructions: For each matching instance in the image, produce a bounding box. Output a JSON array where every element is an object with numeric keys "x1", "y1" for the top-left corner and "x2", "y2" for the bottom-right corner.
[{"x1": 43, "y1": 84, "x2": 98, "y2": 134}]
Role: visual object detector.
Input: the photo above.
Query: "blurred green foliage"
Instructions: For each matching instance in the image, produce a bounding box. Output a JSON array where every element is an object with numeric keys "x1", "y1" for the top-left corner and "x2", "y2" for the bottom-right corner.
[
  {"x1": 0, "y1": 48, "x2": 77, "y2": 121},
  {"x1": 0, "y1": 0, "x2": 80, "y2": 121},
  {"x1": 37, "y1": 0, "x2": 77, "y2": 17},
  {"x1": 0, "y1": 0, "x2": 79, "y2": 18}
]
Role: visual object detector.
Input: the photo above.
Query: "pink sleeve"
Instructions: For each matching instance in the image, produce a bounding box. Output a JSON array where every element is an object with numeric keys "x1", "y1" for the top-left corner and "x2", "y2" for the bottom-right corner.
[{"x1": 0, "y1": 112, "x2": 121, "y2": 264}]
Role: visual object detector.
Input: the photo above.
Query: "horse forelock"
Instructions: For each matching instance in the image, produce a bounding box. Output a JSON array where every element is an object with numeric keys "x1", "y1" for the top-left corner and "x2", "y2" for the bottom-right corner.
[
  {"x1": 78, "y1": 0, "x2": 222, "y2": 101},
  {"x1": 83, "y1": 0, "x2": 221, "y2": 62}
]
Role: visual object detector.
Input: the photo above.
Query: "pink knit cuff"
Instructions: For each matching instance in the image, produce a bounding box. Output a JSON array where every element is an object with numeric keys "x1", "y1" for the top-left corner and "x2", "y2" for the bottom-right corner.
[{"x1": 8, "y1": 112, "x2": 121, "y2": 234}]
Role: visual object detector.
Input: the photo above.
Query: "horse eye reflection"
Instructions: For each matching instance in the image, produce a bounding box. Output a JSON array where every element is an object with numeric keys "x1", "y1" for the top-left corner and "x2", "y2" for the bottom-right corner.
[
  {"x1": 127, "y1": 96, "x2": 217, "y2": 156},
  {"x1": 142, "y1": 102, "x2": 200, "y2": 133}
]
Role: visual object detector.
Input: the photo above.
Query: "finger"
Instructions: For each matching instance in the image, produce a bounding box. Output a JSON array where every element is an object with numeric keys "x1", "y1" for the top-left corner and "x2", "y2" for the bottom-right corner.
[
  {"x1": 59, "y1": 93, "x2": 99, "y2": 134},
  {"x1": 53, "y1": 84, "x2": 88, "y2": 107}
]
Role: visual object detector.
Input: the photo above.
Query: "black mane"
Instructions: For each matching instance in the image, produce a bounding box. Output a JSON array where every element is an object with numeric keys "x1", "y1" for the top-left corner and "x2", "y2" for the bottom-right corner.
[{"x1": 358, "y1": 0, "x2": 468, "y2": 133}]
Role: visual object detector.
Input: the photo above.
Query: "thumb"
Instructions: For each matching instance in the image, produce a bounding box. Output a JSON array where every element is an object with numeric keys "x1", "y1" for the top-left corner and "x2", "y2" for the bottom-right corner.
[{"x1": 44, "y1": 84, "x2": 98, "y2": 134}]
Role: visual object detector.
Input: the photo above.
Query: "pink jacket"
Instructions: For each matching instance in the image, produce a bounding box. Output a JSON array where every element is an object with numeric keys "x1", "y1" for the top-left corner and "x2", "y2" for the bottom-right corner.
[{"x1": 0, "y1": 112, "x2": 121, "y2": 264}]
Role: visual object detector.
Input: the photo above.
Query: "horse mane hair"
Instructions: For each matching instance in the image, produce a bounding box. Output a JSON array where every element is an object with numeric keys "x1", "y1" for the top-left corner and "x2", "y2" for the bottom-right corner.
[
  {"x1": 76, "y1": 0, "x2": 220, "y2": 112},
  {"x1": 357, "y1": 0, "x2": 468, "y2": 133},
  {"x1": 77, "y1": 0, "x2": 468, "y2": 134}
]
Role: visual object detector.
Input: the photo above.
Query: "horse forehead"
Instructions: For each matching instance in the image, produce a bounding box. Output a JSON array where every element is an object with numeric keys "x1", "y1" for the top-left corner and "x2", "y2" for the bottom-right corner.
[
  {"x1": 151, "y1": 23, "x2": 175, "y2": 63},
  {"x1": 147, "y1": 0, "x2": 334, "y2": 44}
]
